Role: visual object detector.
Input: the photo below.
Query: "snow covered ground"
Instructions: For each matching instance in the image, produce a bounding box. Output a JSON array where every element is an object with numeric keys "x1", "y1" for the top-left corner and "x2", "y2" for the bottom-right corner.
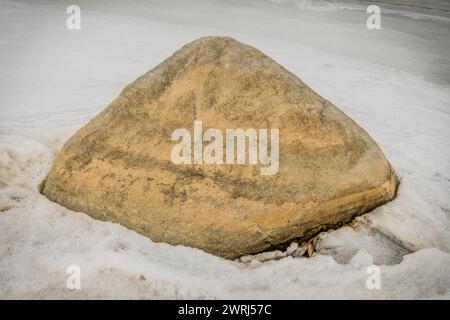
[{"x1": 1, "y1": 0, "x2": 449, "y2": 299}]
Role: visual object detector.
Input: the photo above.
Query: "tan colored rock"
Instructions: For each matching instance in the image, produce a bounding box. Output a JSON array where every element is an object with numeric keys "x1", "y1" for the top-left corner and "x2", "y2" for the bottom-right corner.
[{"x1": 41, "y1": 36, "x2": 399, "y2": 259}]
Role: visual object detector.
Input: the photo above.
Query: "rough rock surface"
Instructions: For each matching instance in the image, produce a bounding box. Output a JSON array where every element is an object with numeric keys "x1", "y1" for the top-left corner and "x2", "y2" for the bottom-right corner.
[{"x1": 41, "y1": 36, "x2": 399, "y2": 259}]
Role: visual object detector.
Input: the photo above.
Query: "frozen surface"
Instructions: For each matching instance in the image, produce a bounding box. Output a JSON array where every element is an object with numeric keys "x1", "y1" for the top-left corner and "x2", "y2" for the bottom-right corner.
[{"x1": 0, "y1": 0, "x2": 449, "y2": 299}]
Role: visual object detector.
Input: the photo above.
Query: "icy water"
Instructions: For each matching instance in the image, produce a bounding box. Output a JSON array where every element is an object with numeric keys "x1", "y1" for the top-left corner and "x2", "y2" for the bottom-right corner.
[
  {"x1": 314, "y1": 0, "x2": 450, "y2": 19},
  {"x1": 0, "y1": 0, "x2": 449, "y2": 298}
]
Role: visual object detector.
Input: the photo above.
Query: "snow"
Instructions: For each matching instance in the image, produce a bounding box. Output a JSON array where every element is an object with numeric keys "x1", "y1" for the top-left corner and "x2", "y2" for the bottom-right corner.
[{"x1": 1, "y1": 0, "x2": 449, "y2": 299}]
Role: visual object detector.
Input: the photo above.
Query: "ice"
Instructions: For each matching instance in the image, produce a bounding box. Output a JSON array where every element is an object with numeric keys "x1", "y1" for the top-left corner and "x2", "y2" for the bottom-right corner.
[{"x1": 0, "y1": 0, "x2": 449, "y2": 299}]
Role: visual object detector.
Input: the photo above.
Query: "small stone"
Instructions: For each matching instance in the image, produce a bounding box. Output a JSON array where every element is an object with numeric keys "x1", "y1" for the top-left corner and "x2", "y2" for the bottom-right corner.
[{"x1": 286, "y1": 242, "x2": 299, "y2": 255}]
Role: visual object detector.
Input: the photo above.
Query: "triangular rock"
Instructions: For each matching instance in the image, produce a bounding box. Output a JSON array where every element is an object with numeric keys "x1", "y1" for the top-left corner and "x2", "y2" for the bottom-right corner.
[{"x1": 41, "y1": 36, "x2": 399, "y2": 259}]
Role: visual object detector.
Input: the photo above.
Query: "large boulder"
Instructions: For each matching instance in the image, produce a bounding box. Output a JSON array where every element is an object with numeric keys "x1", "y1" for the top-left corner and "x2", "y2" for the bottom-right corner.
[{"x1": 41, "y1": 36, "x2": 399, "y2": 259}]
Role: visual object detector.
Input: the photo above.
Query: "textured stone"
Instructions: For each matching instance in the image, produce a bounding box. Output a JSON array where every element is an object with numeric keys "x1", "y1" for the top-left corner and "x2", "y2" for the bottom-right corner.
[{"x1": 41, "y1": 36, "x2": 399, "y2": 259}]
